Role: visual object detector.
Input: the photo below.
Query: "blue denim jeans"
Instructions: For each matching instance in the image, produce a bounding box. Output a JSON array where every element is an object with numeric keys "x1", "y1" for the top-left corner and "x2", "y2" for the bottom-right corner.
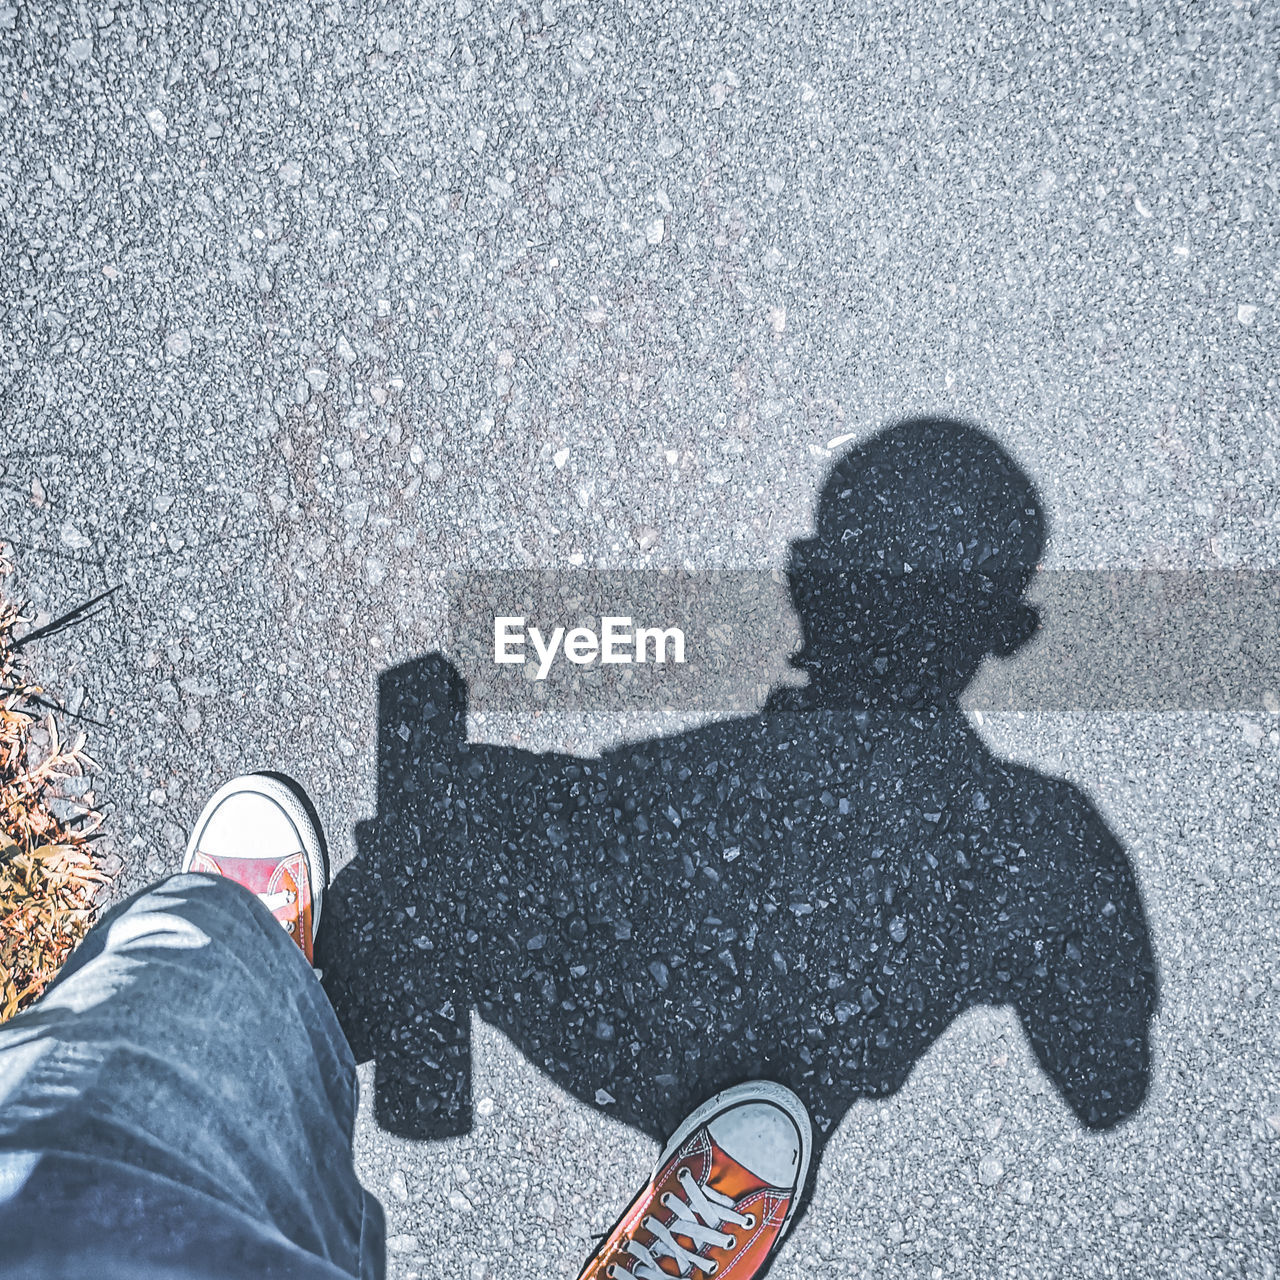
[{"x1": 0, "y1": 873, "x2": 386, "y2": 1279}]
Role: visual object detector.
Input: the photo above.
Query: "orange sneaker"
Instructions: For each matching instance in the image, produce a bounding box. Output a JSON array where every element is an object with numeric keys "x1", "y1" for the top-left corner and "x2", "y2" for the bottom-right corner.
[
  {"x1": 579, "y1": 1082, "x2": 812, "y2": 1280},
  {"x1": 182, "y1": 773, "x2": 327, "y2": 964}
]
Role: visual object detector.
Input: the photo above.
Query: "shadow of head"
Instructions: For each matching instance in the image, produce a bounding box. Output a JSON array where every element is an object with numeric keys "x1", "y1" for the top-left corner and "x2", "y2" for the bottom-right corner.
[{"x1": 787, "y1": 417, "x2": 1045, "y2": 707}]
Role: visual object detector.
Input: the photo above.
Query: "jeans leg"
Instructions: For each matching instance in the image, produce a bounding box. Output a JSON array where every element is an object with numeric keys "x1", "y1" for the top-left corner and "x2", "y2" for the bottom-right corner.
[{"x1": 0, "y1": 873, "x2": 385, "y2": 1280}]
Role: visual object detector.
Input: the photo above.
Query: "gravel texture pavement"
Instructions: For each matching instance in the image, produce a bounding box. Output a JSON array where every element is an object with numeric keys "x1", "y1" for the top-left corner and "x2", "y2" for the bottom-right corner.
[{"x1": 3, "y1": 1, "x2": 1278, "y2": 1276}]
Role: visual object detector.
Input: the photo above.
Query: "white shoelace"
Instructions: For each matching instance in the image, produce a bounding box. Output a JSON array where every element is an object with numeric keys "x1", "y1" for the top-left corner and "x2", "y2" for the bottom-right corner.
[
  {"x1": 257, "y1": 889, "x2": 296, "y2": 913},
  {"x1": 610, "y1": 1166, "x2": 752, "y2": 1279}
]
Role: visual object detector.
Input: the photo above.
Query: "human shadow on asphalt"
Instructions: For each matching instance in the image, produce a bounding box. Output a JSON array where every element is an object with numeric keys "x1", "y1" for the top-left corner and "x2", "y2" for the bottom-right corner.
[{"x1": 318, "y1": 418, "x2": 1158, "y2": 1186}]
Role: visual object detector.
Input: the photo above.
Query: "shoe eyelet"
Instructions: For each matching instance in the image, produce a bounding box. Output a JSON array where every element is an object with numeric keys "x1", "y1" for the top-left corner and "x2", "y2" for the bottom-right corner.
[
  {"x1": 725, "y1": 1236, "x2": 737, "y2": 1250},
  {"x1": 742, "y1": 1213, "x2": 756, "y2": 1230}
]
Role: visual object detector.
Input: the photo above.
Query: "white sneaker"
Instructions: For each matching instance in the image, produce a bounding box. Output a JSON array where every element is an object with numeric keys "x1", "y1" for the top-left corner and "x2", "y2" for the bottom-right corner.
[{"x1": 183, "y1": 773, "x2": 327, "y2": 963}]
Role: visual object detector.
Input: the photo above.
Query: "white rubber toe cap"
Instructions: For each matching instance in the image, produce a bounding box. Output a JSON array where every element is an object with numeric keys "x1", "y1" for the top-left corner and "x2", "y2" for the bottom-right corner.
[
  {"x1": 195, "y1": 790, "x2": 302, "y2": 862},
  {"x1": 707, "y1": 1101, "x2": 805, "y2": 1191}
]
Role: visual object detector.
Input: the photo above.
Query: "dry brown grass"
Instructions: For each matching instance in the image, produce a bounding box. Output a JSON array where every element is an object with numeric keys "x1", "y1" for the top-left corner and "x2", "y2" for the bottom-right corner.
[{"x1": 0, "y1": 544, "x2": 108, "y2": 1022}]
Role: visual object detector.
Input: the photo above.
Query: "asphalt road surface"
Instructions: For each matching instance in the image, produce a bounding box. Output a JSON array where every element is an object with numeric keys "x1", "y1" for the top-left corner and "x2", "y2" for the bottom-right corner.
[{"x1": 3, "y1": 2, "x2": 1278, "y2": 1276}]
